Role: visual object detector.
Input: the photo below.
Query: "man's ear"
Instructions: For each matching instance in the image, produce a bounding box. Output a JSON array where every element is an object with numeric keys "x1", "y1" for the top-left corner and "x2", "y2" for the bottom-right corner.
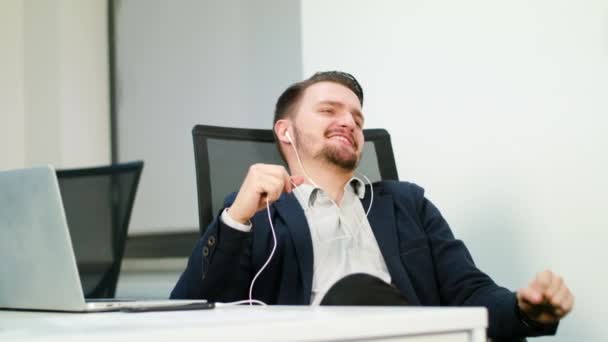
[{"x1": 274, "y1": 120, "x2": 291, "y2": 144}]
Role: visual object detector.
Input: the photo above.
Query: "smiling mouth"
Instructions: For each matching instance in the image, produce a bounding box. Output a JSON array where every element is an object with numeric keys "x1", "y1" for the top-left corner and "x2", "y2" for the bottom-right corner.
[
  {"x1": 329, "y1": 135, "x2": 353, "y2": 146},
  {"x1": 326, "y1": 130, "x2": 356, "y2": 148}
]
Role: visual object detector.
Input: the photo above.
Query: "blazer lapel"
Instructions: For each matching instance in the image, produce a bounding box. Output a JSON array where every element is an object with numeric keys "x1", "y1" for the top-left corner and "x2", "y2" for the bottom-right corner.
[
  {"x1": 363, "y1": 184, "x2": 420, "y2": 305},
  {"x1": 275, "y1": 194, "x2": 313, "y2": 304}
]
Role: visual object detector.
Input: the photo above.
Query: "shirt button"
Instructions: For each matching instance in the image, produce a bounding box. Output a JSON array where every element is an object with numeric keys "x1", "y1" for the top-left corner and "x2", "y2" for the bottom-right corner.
[
  {"x1": 207, "y1": 235, "x2": 216, "y2": 246},
  {"x1": 202, "y1": 246, "x2": 210, "y2": 257}
]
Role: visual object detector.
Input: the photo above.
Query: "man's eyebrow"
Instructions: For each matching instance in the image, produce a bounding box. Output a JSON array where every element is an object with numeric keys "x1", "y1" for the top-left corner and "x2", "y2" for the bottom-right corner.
[{"x1": 317, "y1": 100, "x2": 343, "y2": 107}]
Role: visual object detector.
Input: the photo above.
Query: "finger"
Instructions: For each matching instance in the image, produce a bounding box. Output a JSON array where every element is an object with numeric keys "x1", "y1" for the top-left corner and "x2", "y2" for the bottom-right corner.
[
  {"x1": 256, "y1": 175, "x2": 284, "y2": 200},
  {"x1": 545, "y1": 274, "x2": 563, "y2": 299},
  {"x1": 250, "y1": 164, "x2": 286, "y2": 183},
  {"x1": 267, "y1": 174, "x2": 286, "y2": 201},
  {"x1": 247, "y1": 163, "x2": 265, "y2": 177},
  {"x1": 562, "y1": 291, "x2": 575, "y2": 314},
  {"x1": 257, "y1": 190, "x2": 280, "y2": 210},
  {"x1": 291, "y1": 175, "x2": 305, "y2": 186},
  {"x1": 518, "y1": 287, "x2": 543, "y2": 305},
  {"x1": 264, "y1": 166, "x2": 292, "y2": 193},
  {"x1": 533, "y1": 270, "x2": 553, "y2": 293},
  {"x1": 268, "y1": 181, "x2": 285, "y2": 202},
  {"x1": 270, "y1": 185, "x2": 283, "y2": 202},
  {"x1": 549, "y1": 283, "x2": 568, "y2": 307},
  {"x1": 267, "y1": 164, "x2": 290, "y2": 179},
  {"x1": 254, "y1": 174, "x2": 276, "y2": 194},
  {"x1": 550, "y1": 285, "x2": 573, "y2": 317}
]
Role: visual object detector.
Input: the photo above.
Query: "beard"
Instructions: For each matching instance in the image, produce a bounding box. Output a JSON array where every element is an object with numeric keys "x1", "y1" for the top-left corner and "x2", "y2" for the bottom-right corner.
[
  {"x1": 320, "y1": 144, "x2": 359, "y2": 171},
  {"x1": 293, "y1": 126, "x2": 360, "y2": 171}
]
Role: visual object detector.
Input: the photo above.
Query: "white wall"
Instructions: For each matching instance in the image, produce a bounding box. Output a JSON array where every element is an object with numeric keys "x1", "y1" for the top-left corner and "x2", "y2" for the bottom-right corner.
[
  {"x1": 58, "y1": 1, "x2": 111, "y2": 167},
  {"x1": 0, "y1": 0, "x2": 25, "y2": 169},
  {"x1": 301, "y1": 1, "x2": 607, "y2": 340},
  {"x1": 0, "y1": 0, "x2": 110, "y2": 170},
  {"x1": 115, "y1": 0, "x2": 302, "y2": 234}
]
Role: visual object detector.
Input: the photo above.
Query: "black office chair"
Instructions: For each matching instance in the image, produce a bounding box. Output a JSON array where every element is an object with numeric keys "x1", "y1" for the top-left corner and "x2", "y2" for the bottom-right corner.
[
  {"x1": 192, "y1": 125, "x2": 398, "y2": 235},
  {"x1": 56, "y1": 161, "x2": 143, "y2": 298}
]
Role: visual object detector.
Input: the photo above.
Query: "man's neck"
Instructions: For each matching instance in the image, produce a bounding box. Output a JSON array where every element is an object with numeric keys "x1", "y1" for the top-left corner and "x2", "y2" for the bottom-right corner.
[{"x1": 290, "y1": 160, "x2": 353, "y2": 204}]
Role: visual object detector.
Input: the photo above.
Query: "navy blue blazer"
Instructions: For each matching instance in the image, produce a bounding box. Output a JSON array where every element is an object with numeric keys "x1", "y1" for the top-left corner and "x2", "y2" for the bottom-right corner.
[{"x1": 171, "y1": 181, "x2": 557, "y2": 340}]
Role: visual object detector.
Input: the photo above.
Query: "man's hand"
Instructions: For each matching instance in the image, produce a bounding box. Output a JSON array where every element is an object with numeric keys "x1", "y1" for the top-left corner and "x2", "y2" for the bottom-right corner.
[
  {"x1": 517, "y1": 270, "x2": 574, "y2": 325},
  {"x1": 227, "y1": 164, "x2": 305, "y2": 224}
]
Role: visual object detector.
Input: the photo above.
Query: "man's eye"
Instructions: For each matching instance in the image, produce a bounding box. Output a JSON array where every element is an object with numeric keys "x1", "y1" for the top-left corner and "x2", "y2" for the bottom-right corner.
[{"x1": 320, "y1": 108, "x2": 334, "y2": 113}]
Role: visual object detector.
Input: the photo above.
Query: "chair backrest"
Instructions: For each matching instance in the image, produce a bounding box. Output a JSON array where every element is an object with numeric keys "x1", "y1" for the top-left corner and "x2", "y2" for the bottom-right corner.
[
  {"x1": 192, "y1": 125, "x2": 398, "y2": 235},
  {"x1": 56, "y1": 161, "x2": 143, "y2": 298}
]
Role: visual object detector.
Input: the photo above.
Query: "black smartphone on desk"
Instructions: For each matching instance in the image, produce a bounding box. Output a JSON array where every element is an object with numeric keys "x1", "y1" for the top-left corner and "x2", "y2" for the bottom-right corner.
[{"x1": 121, "y1": 302, "x2": 215, "y2": 313}]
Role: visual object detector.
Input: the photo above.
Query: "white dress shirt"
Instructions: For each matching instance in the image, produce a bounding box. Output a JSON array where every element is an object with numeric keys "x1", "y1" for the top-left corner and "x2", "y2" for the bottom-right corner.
[{"x1": 221, "y1": 177, "x2": 391, "y2": 304}]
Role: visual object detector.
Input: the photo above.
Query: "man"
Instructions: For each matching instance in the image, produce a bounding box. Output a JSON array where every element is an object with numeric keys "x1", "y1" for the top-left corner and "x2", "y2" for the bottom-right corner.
[{"x1": 171, "y1": 71, "x2": 573, "y2": 340}]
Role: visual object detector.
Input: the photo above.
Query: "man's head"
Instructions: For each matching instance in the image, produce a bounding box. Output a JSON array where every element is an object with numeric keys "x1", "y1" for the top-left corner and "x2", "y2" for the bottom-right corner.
[{"x1": 273, "y1": 71, "x2": 365, "y2": 172}]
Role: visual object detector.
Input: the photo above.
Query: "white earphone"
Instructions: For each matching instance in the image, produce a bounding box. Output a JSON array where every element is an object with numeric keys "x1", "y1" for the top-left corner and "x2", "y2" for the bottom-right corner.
[{"x1": 285, "y1": 131, "x2": 292, "y2": 143}]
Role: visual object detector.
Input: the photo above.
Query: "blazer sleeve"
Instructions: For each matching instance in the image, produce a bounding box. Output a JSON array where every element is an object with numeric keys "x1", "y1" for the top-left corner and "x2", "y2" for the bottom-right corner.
[
  {"x1": 407, "y1": 183, "x2": 558, "y2": 340},
  {"x1": 170, "y1": 193, "x2": 253, "y2": 302}
]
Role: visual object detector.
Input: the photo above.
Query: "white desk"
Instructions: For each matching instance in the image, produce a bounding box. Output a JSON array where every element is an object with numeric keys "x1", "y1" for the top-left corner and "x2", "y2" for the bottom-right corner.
[{"x1": 0, "y1": 306, "x2": 487, "y2": 342}]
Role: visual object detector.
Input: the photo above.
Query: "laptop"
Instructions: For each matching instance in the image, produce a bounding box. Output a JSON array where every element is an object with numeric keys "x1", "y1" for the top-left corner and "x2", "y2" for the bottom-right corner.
[{"x1": 0, "y1": 165, "x2": 211, "y2": 312}]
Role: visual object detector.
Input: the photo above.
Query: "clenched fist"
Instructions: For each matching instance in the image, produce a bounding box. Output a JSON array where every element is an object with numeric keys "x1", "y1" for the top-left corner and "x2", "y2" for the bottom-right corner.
[
  {"x1": 227, "y1": 164, "x2": 305, "y2": 224},
  {"x1": 517, "y1": 269, "x2": 574, "y2": 325}
]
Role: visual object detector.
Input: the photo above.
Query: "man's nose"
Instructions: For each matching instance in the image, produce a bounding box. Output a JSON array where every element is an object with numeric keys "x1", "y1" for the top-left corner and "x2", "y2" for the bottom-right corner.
[{"x1": 336, "y1": 111, "x2": 356, "y2": 129}]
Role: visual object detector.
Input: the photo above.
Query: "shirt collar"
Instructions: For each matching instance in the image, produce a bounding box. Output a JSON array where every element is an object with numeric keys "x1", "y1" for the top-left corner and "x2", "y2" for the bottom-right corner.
[{"x1": 293, "y1": 176, "x2": 366, "y2": 208}]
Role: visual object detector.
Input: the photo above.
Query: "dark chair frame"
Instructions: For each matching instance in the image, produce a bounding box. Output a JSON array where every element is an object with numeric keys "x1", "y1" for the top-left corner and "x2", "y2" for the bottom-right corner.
[
  {"x1": 192, "y1": 125, "x2": 398, "y2": 235},
  {"x1": 56, "y1": 160, "x2": 143, "y2": 298}
]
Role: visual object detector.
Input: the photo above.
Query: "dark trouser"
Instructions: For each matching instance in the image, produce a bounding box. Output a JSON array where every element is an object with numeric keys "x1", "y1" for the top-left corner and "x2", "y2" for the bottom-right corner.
[{"x1": 320, "y1": 273, "x2": 409, "y2": 306}]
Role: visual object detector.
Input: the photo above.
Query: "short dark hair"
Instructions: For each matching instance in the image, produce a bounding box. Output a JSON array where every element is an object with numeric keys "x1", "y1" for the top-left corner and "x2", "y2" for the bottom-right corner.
[{"x1": 272, "y1": 71, "x2": 364, "y2": 162}]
